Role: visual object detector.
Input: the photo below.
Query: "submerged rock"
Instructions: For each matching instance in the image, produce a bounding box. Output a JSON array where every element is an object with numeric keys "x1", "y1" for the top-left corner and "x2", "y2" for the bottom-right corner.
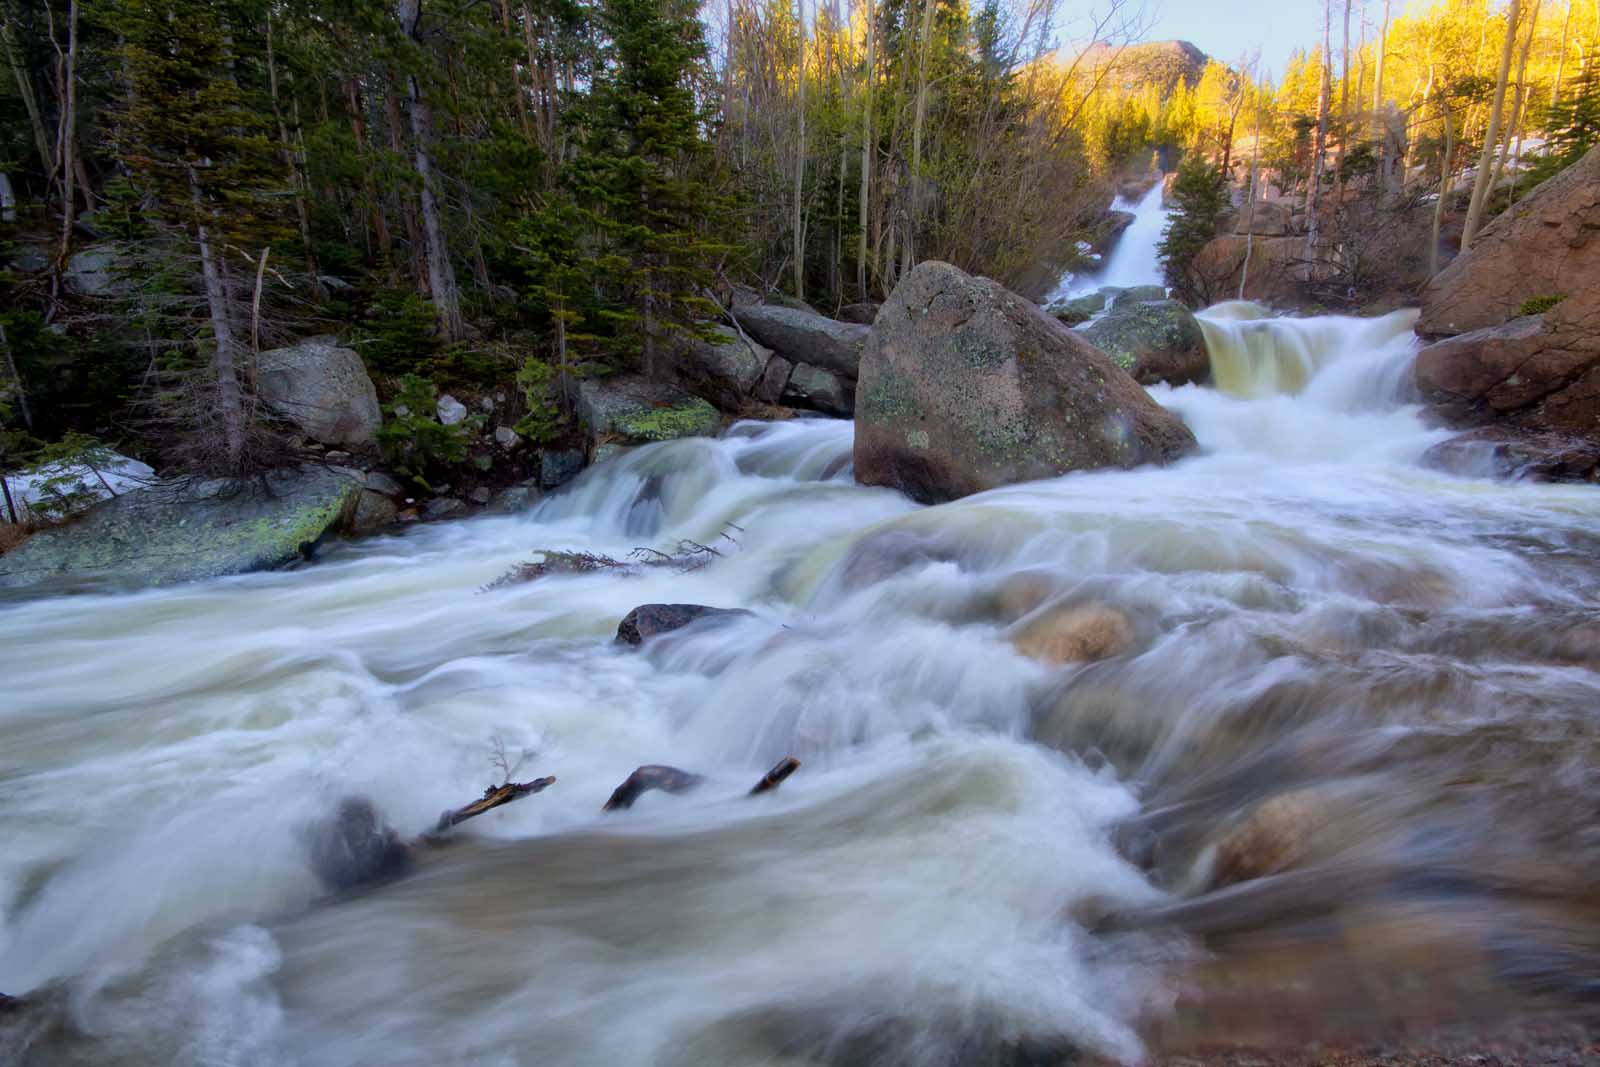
[
  {"x1": 576, "y1": 377, "x2": 721, "y2": 450},
  {"x1": 732, "y1": 305, "x2": 869, "y2": 379},
  {"x1": 1422, "y1": 427, "x2": 1600, "y2": 483},
  {"x1": 1080, "y1": 298, "x2": 1210, "y2": 386},
  {"x1": 257, "y1": 336, "x2": 382, "y2": 448},
  {"x1": 0, "y1": 466, "x2": 360, "y2": 592},
  {"x1": 1419, "y1": 144, "x2": 1600, "y2": 337},
  {"x1": 615, "y1": 603, "x2": 752, "y2": 645},
  {"x1": 854, "y1": 261, "x2": 1197, "y2": 504},
  {"x1": 1009, "y1": 602, "x2": 1134, "y2": 666},
  {"x1": 306, "y1": 796, "x2": 412, "y2": 891}
]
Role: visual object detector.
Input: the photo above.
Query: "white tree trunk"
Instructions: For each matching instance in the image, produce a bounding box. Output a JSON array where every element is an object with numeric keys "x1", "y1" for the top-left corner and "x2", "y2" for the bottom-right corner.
[
  {"x1": 857, "y1": 0, "x2": 874, "y2": 298},
  {"x1": 1462, "y1": 0, "x2": 1521, "y2": 248}
]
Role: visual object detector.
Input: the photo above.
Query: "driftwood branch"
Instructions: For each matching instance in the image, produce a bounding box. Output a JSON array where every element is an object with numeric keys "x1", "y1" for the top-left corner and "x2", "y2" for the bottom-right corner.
[
  {"x1": 749, "y1": 757, "x2": 800, "y2": 795},
  {"x1": 602, "y1": 765, "x2": 705, "y2": 812},
  {"x1": 434, "y1": 776, "x2": 556, "y2": 833}
]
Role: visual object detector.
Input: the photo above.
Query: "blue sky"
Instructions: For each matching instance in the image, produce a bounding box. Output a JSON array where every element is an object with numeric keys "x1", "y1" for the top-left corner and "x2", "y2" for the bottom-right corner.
[{"x1": 1139, "y1": 0, "x2": 1332, "y2": 83}]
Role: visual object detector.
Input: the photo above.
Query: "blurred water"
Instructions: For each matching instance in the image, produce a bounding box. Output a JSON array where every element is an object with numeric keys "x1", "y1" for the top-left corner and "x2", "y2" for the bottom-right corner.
[{"x1": 2, "y1": 316, "x2": 1598, "y2": 1065}]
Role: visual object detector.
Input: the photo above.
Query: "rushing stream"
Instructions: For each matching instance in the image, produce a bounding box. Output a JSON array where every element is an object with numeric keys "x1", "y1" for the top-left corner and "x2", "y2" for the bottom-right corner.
[{"x1": 4, "y1": 254, "x2": 1600, "y2": 1062}]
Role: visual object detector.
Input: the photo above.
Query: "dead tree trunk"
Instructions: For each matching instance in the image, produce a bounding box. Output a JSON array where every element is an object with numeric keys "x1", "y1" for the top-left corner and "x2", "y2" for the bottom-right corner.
[
  {"x1": 190, "y1": 164, "x2": 246, "y2": 468},
  {"x1": 396, "y1": 0, "x2": 465, "y2": 342}
]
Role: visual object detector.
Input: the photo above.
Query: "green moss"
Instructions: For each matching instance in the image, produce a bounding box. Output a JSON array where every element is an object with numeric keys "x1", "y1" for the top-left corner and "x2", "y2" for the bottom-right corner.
[
  {"x1": 611, "y1": 398, "x2": 719, "y2": 441},
  {"x1": 1517, "y1": 294, "x2": 1566, "y2": 317}
]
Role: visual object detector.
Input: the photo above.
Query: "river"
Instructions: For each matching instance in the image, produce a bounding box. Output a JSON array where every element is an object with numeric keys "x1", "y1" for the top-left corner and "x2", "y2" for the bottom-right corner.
[{"x1": 2, "y1": 223, "x2": 1598, "y2": 1066}]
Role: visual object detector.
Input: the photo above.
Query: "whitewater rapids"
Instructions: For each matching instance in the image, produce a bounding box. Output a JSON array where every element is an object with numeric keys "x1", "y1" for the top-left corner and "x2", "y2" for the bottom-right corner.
[{"x1": 2, "y1": 308, "x2": 1598, "y2": 1065}]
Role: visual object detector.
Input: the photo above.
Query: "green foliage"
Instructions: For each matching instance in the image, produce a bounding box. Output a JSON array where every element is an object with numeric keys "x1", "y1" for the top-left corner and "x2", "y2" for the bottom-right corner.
[
  {"x1": 1517, "y1": 294, "x2": 1566, "y2": 317},
  {"x1": 1158, "y1": 156, "x2": 1229, "y2": 305},
  {"x1": 1524, "y1": 66, "x2": 1600, "y2": 188},
  {"x1": 355, "y1": 290, "x2": 442, "y2": 375},
  {"x1": 513, "y1": 355, "x2": 564, "y2": 444},
  {"x1": 374, "y1": 374, "x2": 480, "y2": 491}
]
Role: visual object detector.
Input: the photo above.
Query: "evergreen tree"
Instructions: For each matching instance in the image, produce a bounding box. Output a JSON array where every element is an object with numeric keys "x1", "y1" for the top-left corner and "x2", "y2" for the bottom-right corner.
[
  {"x1": 1158, "y1": 154, "x2": 1229, "y2": 305},
  {"x1": 565, "y1": 0, "x2": 728, "y2": 375}
]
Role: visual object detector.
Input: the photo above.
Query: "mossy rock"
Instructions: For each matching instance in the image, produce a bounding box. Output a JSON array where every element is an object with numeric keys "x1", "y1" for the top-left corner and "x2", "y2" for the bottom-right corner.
[
  {"x1": 576, "y1": 377, "x2": 721, "y2": 448},
  {"x1": 1080, "y1": 299, "x2": 1210, "y2": 386},
  {"x1": 0, "y1": 467, "x2": 361, "y2": 595}
]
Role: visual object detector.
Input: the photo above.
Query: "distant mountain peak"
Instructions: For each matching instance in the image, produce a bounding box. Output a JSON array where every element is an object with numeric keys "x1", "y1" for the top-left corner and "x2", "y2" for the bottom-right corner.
[{"x1": 1079, "y1": 39, "x2": 1211, "y2": 98}]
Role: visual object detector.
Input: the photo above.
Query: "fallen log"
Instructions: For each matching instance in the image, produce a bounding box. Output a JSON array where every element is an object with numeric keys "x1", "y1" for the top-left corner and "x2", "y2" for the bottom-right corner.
[
  {"x1": 433, "y1": 776, "x2": 557, "y2": 834},
  {"x1": 749, "y1": 757, "x2": 800, "y2": 795},
  {"x1": 602, "y1": 765, "x2": 705, "y2": 812}
]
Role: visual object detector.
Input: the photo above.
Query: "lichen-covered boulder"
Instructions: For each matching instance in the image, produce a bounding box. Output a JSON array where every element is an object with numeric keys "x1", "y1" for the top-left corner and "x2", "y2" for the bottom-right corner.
[
  {"x1": 854, "y1": 261, "x2": 1197, "y2": 504},
  {"x1": 257, "y1": 336, "x2": 382, "y2": 448},
  {"x1": 671, "y1": 326, "x2": 771, "y2": 411},
  {"x1": 576, "y1": 377, "x2": 720, "y2": 450},
  {"x1": 0, "y1": 466, "x2": 360, "y2": 593},
  {"x1": 1419, "y1": 144, "x2": 1600, "y2": 337},
  {"x1": 1080, "y1": 299, "x2": 1210, "y2": 386},
  {"x1": 781, "y1": 362, "x2": 853, "y2": 417},
  {"x1": 732, "y1": 305, "x2": 869, "y2": 379}
]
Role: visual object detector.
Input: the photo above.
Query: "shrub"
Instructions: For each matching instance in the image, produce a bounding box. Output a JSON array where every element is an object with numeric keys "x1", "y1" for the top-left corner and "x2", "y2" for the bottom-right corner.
[
  {"x1": 1517, "y1": 294, "x2": 1566, "y2": 317},
  {"x1": 375, "y1": 374, "x2": 480, "y2": 491}
]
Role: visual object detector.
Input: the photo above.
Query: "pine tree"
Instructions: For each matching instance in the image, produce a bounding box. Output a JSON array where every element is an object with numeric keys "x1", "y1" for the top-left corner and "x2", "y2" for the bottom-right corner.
[
  {"x1": 565, "y1": 0, "x2": 730, "y2": 375},
  {"x1": 1158, "y1": 154, "x2": 1229, "y2": 305},
  {"x1": 115, "y1": 0, "x2": 288, "y2": 471}
]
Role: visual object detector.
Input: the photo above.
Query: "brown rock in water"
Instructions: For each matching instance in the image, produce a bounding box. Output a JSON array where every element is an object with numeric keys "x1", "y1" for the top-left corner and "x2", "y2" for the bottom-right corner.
[
  {"x1": 1209, "y1": 792, "x2": 1323, "y2": 888},
  {"x1": 1010, "y1": 602, "x2": 1133, "y2": 665},
  {"x1": 1418, "y1": 145, "x2": 1600, "y2": 337},
  {"x1": 853, "y1": 261, "x2": 1196, "y2": 504},
  {"x1": 1414, "y1": 287, "x2": 1600, "y2": 474},
  {"x1": 615, "y1": 603, "x2": 752, "y2": 645},
  {"x1": 1422, "y1": 426, "x2": 1600, "y2": 483}
]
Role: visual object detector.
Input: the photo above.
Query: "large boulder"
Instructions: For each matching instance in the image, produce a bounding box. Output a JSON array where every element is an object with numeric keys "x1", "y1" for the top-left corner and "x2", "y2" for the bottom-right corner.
[
  {"x1": 1190, "y1": 234, "x2": 1330, "y2": 305},
  {"x1": 1232, "y1": 198, "x2": 1293, "y2": 237},
  {"x1": 781, "y1": 362, "x2": 853, "y2": 417},
  {"x1": 732, "y1": 305, "x2": 869, "y2": 379},
  {"x1": 671, "y1": 326, "x2": 771, "y2": 411},
  {"x1": 575, "y1": 377, "x2": 720, "y2": 452},
  {"x1": 9, "y1": 452, "x2": 155, "y2": 522},
  {"x1": 62, "y1": 244, "x2": 129, "y2": 298},
  {"x1": 1418, "y1": 145, "x2": 1600, "y2": 337},
  {"x1": 1080, "y1": 299, "x2": 1210, "y2": 386},
  {"x1": 854, "y1": 261, "x2": 1197, "y2": 504},
  {"x1": 257, "y1": 336, "x2": 382, "y2": 448},
  {"x1": 0, "y1": 466, "x2": 360, "y2": 593},
  {"x1": 1413, "y1": 289, "x2": 1600, "y2": 449},
  {"x1": 837, "y1": 302, "x2": 881, "y2": 325}
]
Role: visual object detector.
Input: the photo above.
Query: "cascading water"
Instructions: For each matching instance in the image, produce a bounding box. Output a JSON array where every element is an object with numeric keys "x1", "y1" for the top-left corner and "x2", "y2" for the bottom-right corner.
[
  {"x1": 4, "y1": 279, "x2": 1600, "y2": 1061},
  {"x1": 1052, "y1": 179, "x2": 1174, "y2": 301}
]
